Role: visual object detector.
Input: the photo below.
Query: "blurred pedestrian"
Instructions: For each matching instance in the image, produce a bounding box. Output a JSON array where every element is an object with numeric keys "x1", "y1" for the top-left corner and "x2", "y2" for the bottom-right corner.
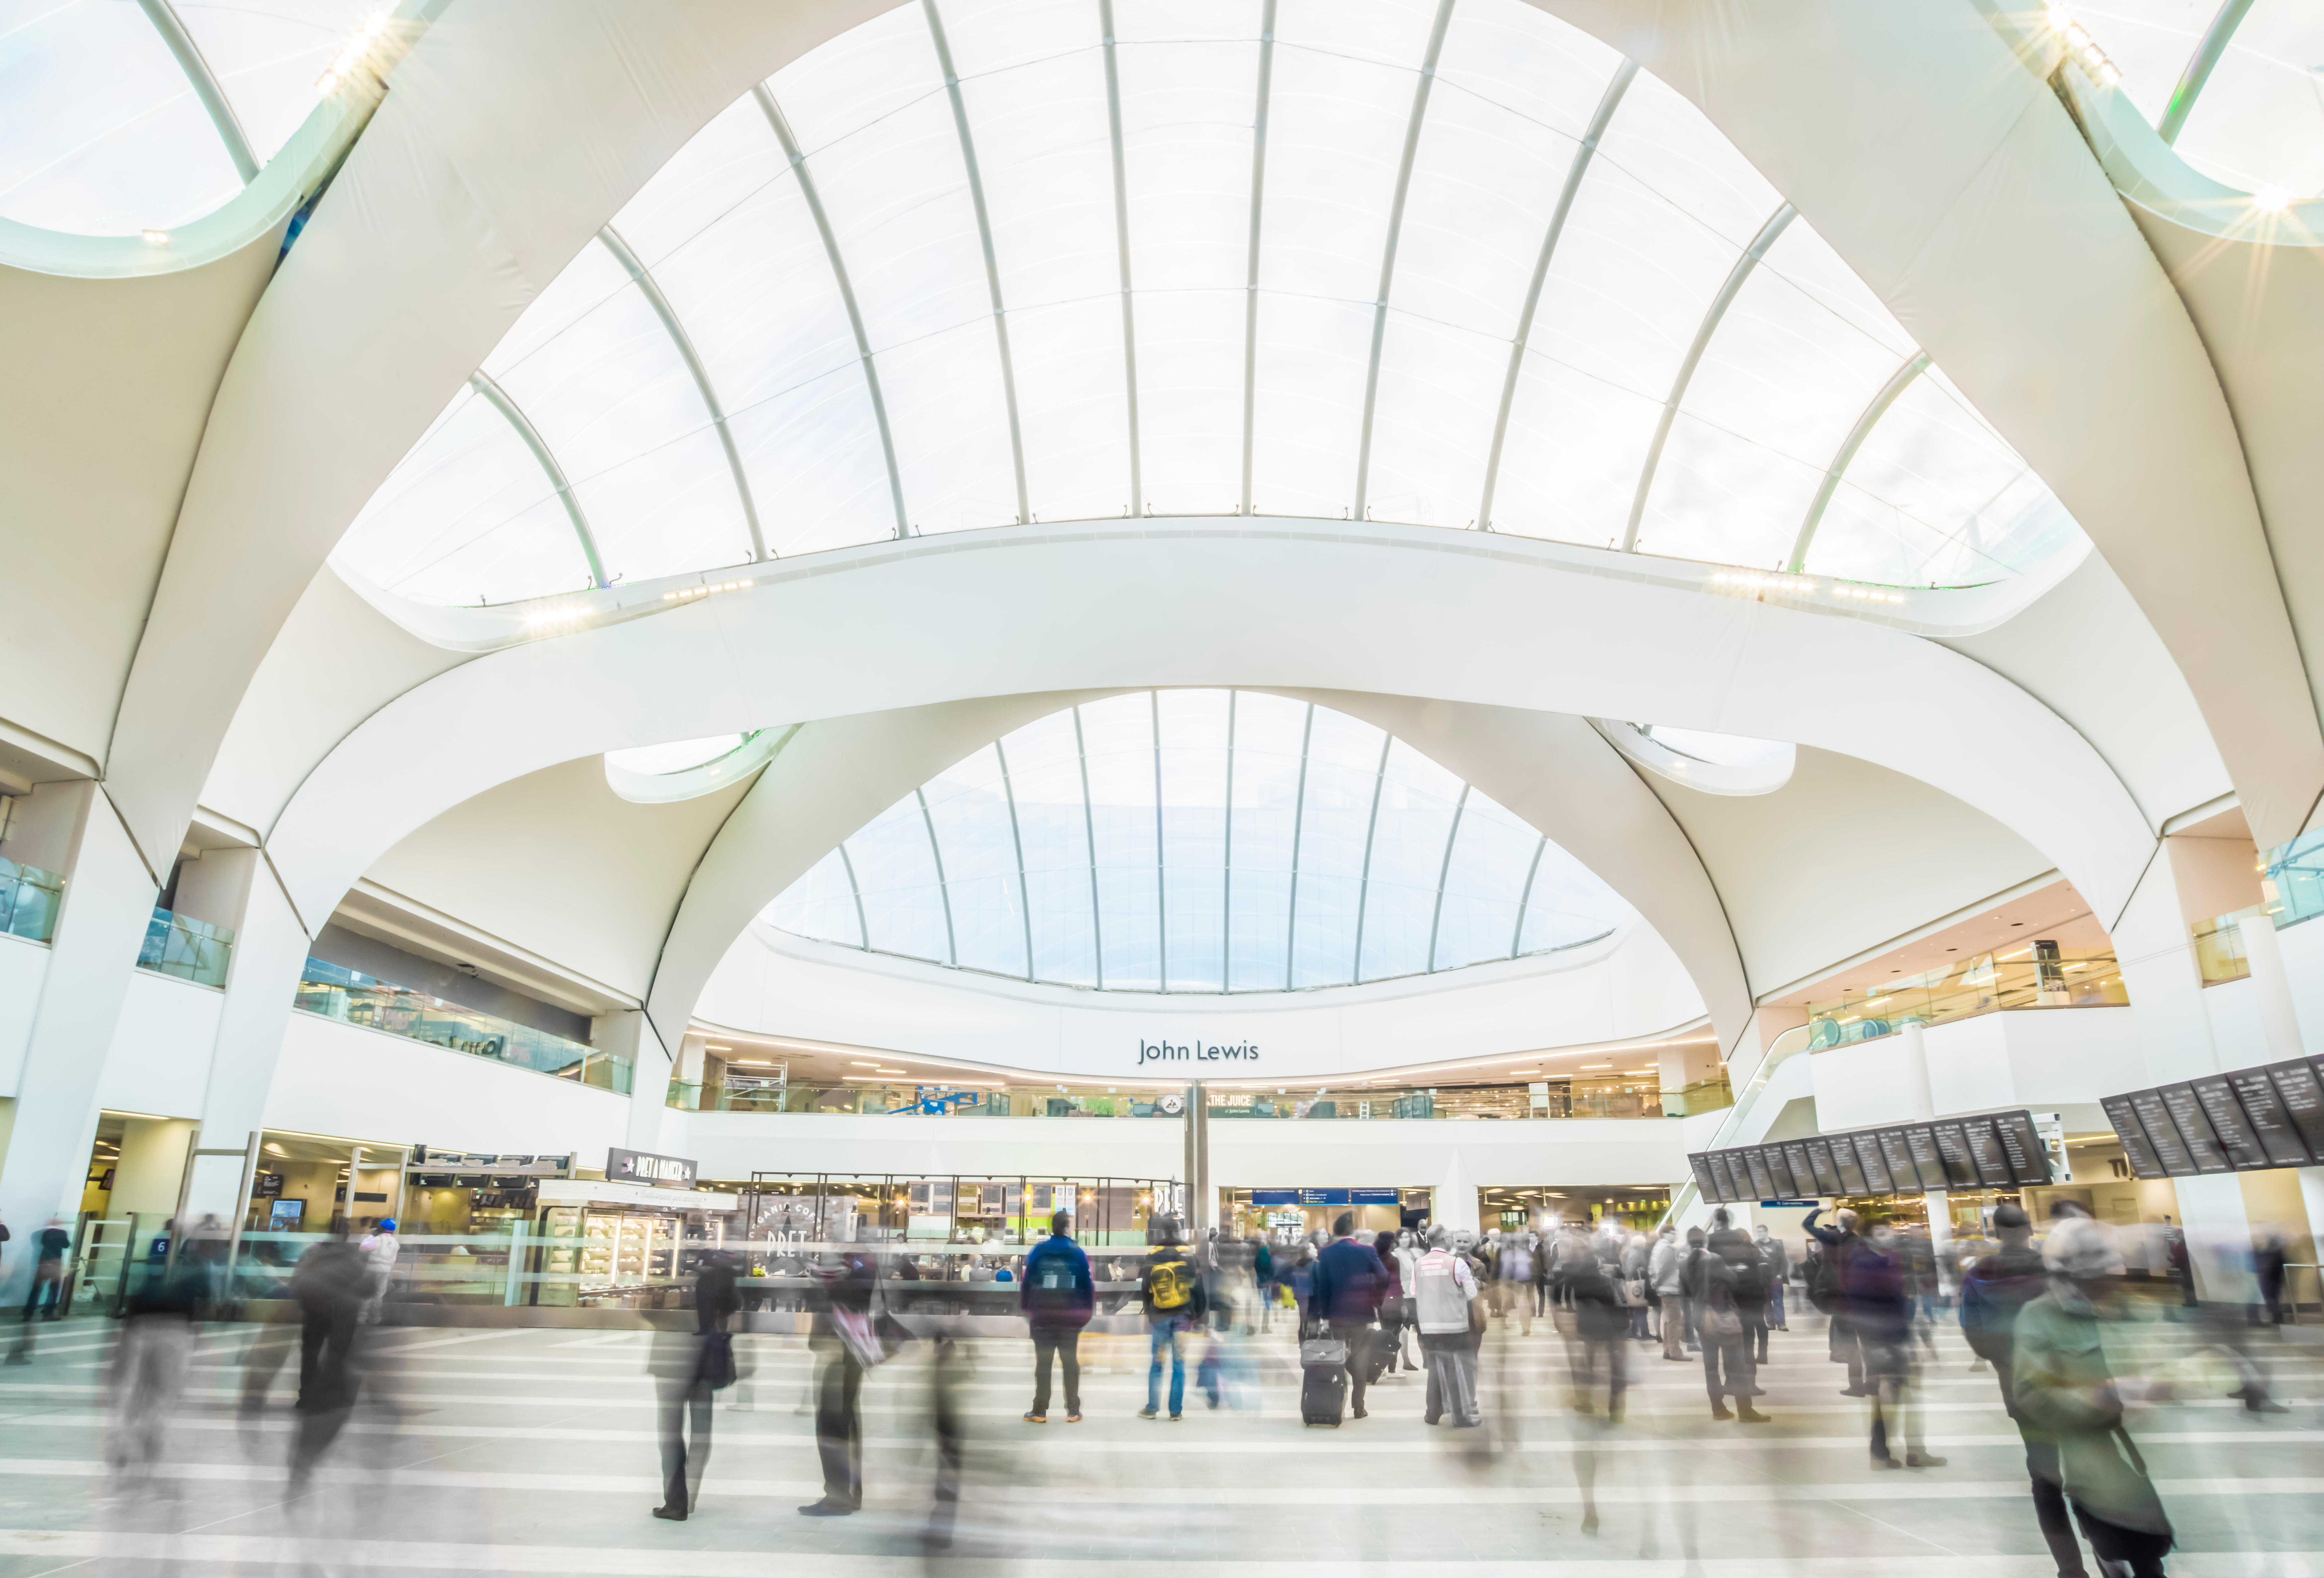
[
  {"x1": 651, "y1": 1249, "x2": 738, "y2": 1521},
  {"x1": 1309, "y1": 1213, "x2": 1387, "y2": 1418},
  {"x1": 1249, "y1": 1234, "x2": 1276, "y2": 1334},
  {"x1": 285, "y1": 1238, "x2": 370, "y2": 1495},
  {"x1": 1021, "y1": 1210, "x2": 1093, "y2": 1423},
  {"x1": 1696, "y1": 1213, "x2": 1766, "y2": 1423},
  {"x1": 1620, "y1": 1231, "x2": 1651, "y2": 1341},
  {"x1": 356, "y1": 1217, "x2": 399, "y2": 1325},
  {"x1": 2014, "y1": 1216, "x2": 2175, "y2": 1577},
  {"x1": 1561, "y1": 1239, "x2": 1628, "y2": 1420},
  {"x1": 1371, "y1": 1231, "x2": 1406, "y2": 1378},
  {"x1": 1806, "y1": 1205, "x2": 1867, "y2": 1395},
  {"x1": 19, "y1": 1216, "x2": 69, "y2": 1321},
  {"x1": 1392, "y1": 1228, "x2": 1422, "y2": 1367},
  {"x1": 1754, "y1": 1221, "x2": 1789, "y2": 1330},
  {"x1": 1650, "y1": 1223, "x2": 1689, "y2": 1361},
  {"x1": 105, "y1": 1257, "x2": 201, "y2": 1486},
  {"x1": 1497, "y1": 1230, "x2": 1534, "y2": 1336},
  {"x1": 1138, "y1": 1217, "x2": 1205, "y2": 1420},
  {"x1": 2255, "y1": 1231, "x2": 2289, "y2": 1328},
  {"x1": 799, "y1": 1234, "x2": 890, "y2": 1516},
  {"x1": 1852, "y1": 1222, "x2": 1942, "y2": 1468},
  {"x1": 1962, "y1": 1202, "x2": 2087, "y2": 1578},
  {"x1": 1415, "y1": 1225, "x2": 1481, "y2": 1427}
]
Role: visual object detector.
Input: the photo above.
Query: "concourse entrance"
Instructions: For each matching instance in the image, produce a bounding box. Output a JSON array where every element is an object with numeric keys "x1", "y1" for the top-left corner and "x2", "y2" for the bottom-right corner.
[{"x1": 1221, "y1": 1187, "x2": 1432, "y2": 1243}]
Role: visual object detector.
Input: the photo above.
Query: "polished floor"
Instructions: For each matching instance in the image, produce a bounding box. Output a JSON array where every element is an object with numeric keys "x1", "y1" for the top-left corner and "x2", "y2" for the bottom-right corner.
[{"x1": 0, "y1": 1304, "x2": 2319, "y2": 1575}]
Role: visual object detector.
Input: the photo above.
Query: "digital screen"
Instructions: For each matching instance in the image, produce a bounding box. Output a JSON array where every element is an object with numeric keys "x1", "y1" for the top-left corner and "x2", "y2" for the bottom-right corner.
[
  {"x1": 1904, "y1": 1126, "x2": 1947, "y2": 1189},
  {"x1": 2231, "y1": 1068, "x2": 2312, "y2": 1166},
  {"x1": 1879, "y1": 1129, "x2": 1926, "y2": 1190},
  {"x1": 2158, "y1": 1083, "x2": 2233, "y2": 1173},
  {"x1": 1852, "y1": 1132, "x2": 1895, "y2": 1194},
  {"x1": 1832, "y1": 1135, "x2": 1870, "y2": 1195},
  {"x1": 1781, "y1": 1143, "x2": 1818, "y2": 1197},
  {"x1": 1689, "y1": 1155, "x2": 1723, "y2": 1202},
  {"x1": 1931, "y1": 1123, "x2": 1981, "y2": 1188},
  {"x1": 1805, "y1": 1138, "x2": 1846, "y2": 1196},
  {"x1": 2191, "y1": 1075, "x2": 2271, "y2": 1170},
  {"x1": 1993, "y1": 1111, "x2": 2051, "y2": 1184},
  {"x1": 1962, "y1": 1118, "x2": 2015, "y2": 1187},
  {"x1": 2269, "y1": 1061, "x2": 2324, "y2": 1160},
  {"x1": 1744, "y1": 1149, "x2": 1777, "y2": 1200},
  {"x1": 1710, "y1": 1153, "x2": 1744, "y2": 1203},
  {"x1": 2102, "y1": 1095, "x2": 2167, "y2": 1179},
  {"x1": 2128, "y1": 1089, "x2": 2194, "y2": 1174}
]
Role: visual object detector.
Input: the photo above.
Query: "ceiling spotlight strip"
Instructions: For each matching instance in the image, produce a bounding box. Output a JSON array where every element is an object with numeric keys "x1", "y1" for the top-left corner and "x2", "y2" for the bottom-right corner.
[
  {"x1": 2157, "y1": 0, "x2": 2256, "y2": 144},
  {"x1": 1620, "y1": 201, "x2": 1795, "y2": 554},
  {"x1": 136, "y1": 0, "x2": 260, "y2": 183},
  {"x1": 597, "y1": 225, "x2": 768, "y2": 563},
  {"x1": 1785, "y1": 350, "x2": 1928, "y2": 574},
  {"x1": 924, "y1": 0, "x2": 1031, "y2": 527},
  {"x1": 1351, "y1": 0, "x2": 1457, "y2": 522},
  {"x1": 754, "y1": 85, "x2": 910, "y2": 540},
  {"x1": 467, "y1": 370, "x2": 608, "y2": 588},
  {"x1": 1239, "y1": 0, "x2": 1279, "y2": 517},
  {"x1": 1477, "y1": 60, "x2": 1635, "y2": 534},
  {"x1": 1099, "y1": 0, "x2": 1144, "y2": 514}
]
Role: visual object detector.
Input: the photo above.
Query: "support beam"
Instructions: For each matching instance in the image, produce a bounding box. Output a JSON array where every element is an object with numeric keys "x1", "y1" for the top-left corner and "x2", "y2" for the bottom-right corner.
[
  {"x1": 467, "y1": 371, "x2": 607, "y2": 589},
  {"x1": 2158, "y1": 0, "x2": 2257, "y2": 145},
  {"x1": 1238, "y1": 0, "x2": 1277, "y2": 517},
  {"x1": 137, "y1": 0, "x2": 259, "y2": 184},
  {"x1": 1098, "y1": 0, "x2": 1143, "y2": 513},
  {"x1": 1786, "y1": 350, "x2": 1928, "y2": 573}
]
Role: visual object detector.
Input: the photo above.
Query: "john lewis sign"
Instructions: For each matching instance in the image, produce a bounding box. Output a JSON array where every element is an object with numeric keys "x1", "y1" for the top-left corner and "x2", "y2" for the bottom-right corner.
[{"x1": 1138, "y1": 1038, "x2": 1260, "y2": 1066}]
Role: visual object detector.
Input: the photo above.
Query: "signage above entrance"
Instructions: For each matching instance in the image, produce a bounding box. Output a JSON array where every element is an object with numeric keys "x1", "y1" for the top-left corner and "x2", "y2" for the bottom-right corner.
[
  {"x1": 1138, "y1": 1038, "x2": 1260, "y2": 1066},
  {"x1": 1250, "y1": 1187, "x2": 1400, "y2": 1207},
  {"x1": 607, "y1": 1147, "x2": 698, "y2": 1189}
]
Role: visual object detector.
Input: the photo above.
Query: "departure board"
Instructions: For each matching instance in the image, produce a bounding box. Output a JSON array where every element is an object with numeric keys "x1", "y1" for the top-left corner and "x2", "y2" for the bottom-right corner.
[
  {"x1": 1710, "y1": 1152, "x2": 1745, "y2": 1202},
  {"x1": 1804, "y1": 1138, "x2": 1846, "y2": 1196},
  {"x1": 1832, "y1": 1133, "x2": 1871, "y2": 1195},
  {"x1": 2269, "y1": 1061, "x2": 2324, "y2": 1159},
  {"x1": 1993, "y1": 1111, "x2": 2052, "y2": 1184},
  {"x1": 2101, "y1": 1094, "x2": 2166, "y2": 1179},
  {"x1": 1931, "y1": 1122, "x2": 1980, "y2": 1187},
  {"x1": 1963, "y1": 1117, "x2": 2016, "y2": 1186},
  {"x1": 1905, "y1": 1127, "x2": 1947, "y2": 1188},
  {"x1": 2191, "y1": 1075, "x2": 2270, "y2": 1170},
  {"x1": 1743, "y1": 1148, "x2": 1777, "y2": 1199},
  {"x1": 1781, "y1": 1143, "x2": 1818, "y2": 1197},
  {"x1": 1878, "y1": 1128, "x2": 1927, "y2": 1190},
  {"x1": 2128, "y1": 1089, "x2": 2195, "y2": 1174},
  {"x1": 2158, "y1": 1083, "x2": 2234, "y2": 1173},
  {"x1": 1689, "y1": 1154, "x2": 1724, "y2": 1201},
  {"x1": 1852, "y1": 1132, "x2": 1895, "y2": 1194},
  {"x1": 1684, "y1": 1109, "x2": 2052, "y2": 1204}
]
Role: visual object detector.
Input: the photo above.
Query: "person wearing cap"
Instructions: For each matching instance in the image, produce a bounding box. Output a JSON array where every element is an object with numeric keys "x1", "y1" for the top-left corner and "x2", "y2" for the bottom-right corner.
[
  {"x1": 356, "y1": 1218, "x2": 400, "y2": 1325},
  {"x1": 2011, "y1": 1216, "x2": 2174, "y2": 1578},
  {"x1": 1963, "y1": 1203, "x2": 2086, "y2": 1578}
]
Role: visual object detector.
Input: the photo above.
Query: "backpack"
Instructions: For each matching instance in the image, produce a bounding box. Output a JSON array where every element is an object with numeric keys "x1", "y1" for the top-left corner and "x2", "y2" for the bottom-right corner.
[
  {"x1": 1149, "y1": 1255, "x2": 1195, "y2": 1311},
  {"x1": 1027, "y1": 1247, "x2": 1082, "y2": 1316},
  {"x1": 1808, "y1": 1243, "x2": 1848, "y2": 1313}
]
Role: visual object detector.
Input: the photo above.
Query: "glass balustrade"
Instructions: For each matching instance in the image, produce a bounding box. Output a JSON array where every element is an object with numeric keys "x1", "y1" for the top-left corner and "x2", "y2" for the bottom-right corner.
[
  {"x1": 0, "y1": 856, "x2": 63, "y2": 943},
  {"x1": 670, "y1": 1075, "x2": 1687, "y2": 1119},
  {"x1": 136, "y1": 907, "x2": 234, "y2": 987},
  {"x1": 2262, "y1": 828, "x2": 2324, "y2": 929},
  {"x1": 2193, "y1": 907, "x2": 2259, "y2": 986},
  {"x1": 1805, "y1": 948, "x2": 2125, "y2": 1047},
  {"x1": 294, "y1": 958, "x2": 631, "y2": 1093}
]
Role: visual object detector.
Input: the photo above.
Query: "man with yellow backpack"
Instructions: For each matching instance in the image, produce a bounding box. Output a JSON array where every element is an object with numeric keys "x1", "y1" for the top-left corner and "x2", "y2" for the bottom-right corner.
[{"x1": 1138, "y1": 1218, "x2": 1208, "y2": 1420}]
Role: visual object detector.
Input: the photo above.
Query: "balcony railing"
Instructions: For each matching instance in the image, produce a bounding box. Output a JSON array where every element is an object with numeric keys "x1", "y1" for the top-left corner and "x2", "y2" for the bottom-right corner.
[
  {"x1": 2194, "y1": 907, "x2": 2259, "y2": 986},
  {"x1": 136, "y1": 907, "x2": 233, "y2": 987},
  {"x1": 1806, "y1": 949, "x2": 2125, "y2": 1047},
  {"x1": 672, "y1": 1075, "x2": 1697, "y2": 1121},
  {"x1": 294, "y1": 958, "x2": 631, "y2": 1094},
  {"x1": 0, "y1": 857, "x2": 62, "y2": 943}
]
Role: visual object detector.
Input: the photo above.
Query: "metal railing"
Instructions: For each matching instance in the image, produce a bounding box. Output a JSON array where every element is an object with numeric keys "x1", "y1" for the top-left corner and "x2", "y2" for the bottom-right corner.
[
  {"x1": 671, "y1": 1075, "x2": 1691, "y2": 1120},
  {"x1": 1805, "y1": 950, "x2": 2125, "y2": 1045}
]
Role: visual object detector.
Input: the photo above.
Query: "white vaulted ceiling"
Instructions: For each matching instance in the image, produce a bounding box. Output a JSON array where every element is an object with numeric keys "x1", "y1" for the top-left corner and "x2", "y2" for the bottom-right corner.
[{"x1": 330, "y1": 0, "x2": 2085, "y2": 611}]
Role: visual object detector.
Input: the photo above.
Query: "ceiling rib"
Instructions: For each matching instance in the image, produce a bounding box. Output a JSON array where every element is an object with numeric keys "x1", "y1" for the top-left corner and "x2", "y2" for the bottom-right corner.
[
  {"x1": 1477, "y1": 60, "x2": 1636, "y2": 533},
  {"x1": 754, "y1": 85, "x2": 910, "y2": 539},
  {"x1": 1352, "y1": 0, "x2": 1457, "y2": 523},
  {"x1": 1099, "y1": 0, "x2": 1144, "y2": 514},
  {"x1": 1238, "y1": 0, "x2": 1279, "y2": 517},
  {"x1": 1786, "y1": 350, "x2": 1928, "y2": 573},
  {"x1": 1620, "y1": 202, "x2": 1795, "y2": 554},
  {"x1": 2158, "y1": 0, "x2": 2256, "y2": 144},
  {"x1": 1509, "y1": 835, "x2": 1547, "y2": 959},
  {"x1": 924, "y1": 0, "x2": 1031, "y2": 526},
  {"x1": 1283, "y1": 701, "x2": 1314, "y2": 990},
  {"x1": 837, "y1": 844, "x2": 870, "y2": 949},
  {"x1": 1074, "y1": 705, "x2": 1104, "y2": 990},
  {"x1": 994, "y1": 739, "x2": 1036, "y2": 981},
  {"x1": 1348, "y1": 732, "x2": 1395, "y2": 985},
  {"x1": 467, "y1": 371, "x2": 607, "y2": 588},
  {"x1": 137, "y1": 0, "x2": 259, "y2": 183},
  {"x1": 597, "y1": 225, "x2": 768, "y2": 562},
  {"x1": 916, "y1": 787, "x2": 959, "y2": 966},
  {"x1": 1425, "y1": 784, "x2": 1469, "y2": 973}
]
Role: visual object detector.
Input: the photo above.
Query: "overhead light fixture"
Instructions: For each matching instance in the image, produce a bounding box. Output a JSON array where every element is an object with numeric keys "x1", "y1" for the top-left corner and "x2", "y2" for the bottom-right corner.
[
  {"x1": 849, "y1": 1061, "x2": 880, "y2": 1068},
  {"x1": 141, "y1": 229, "x2": 169, "y2": 247},
  {"x1": 2256, "y1": 187, "x2": 2292, "y2": 214},
  {"x1": 264, "y1": 1144, "x2": 288, "y2": 1156},
  {"x1": 317, "y1": 10, "x2": 393, "y2": 95}
]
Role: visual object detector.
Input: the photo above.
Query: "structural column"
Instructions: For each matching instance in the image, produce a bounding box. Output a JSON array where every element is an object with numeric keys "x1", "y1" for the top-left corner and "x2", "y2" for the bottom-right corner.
[
  {"x1": 2238, "y1": 912, "x2": 2306, "y2": 1063},
  {"x1": 0, "y1": 782, "x2": 159, "y2": 1304},
  {"x1": 184, "y1": 850, "x2": 313, "y2": 1220},
  {"x1": 600, "y1": 1011, "x2": 666, "y2": 1155}
]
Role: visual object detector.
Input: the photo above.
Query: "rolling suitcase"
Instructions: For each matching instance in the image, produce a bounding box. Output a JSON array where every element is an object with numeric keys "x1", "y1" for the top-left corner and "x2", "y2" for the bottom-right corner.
[{"x1": 1299, "y1": 1334, "x2": 1348, "y2": 1426}]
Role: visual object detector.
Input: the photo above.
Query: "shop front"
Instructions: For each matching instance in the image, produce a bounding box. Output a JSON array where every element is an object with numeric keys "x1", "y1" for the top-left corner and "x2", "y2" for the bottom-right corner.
[
  {"x1": 1222, "y1": 1187, "x2": 1427, "y2": 1243},
  {"x1": 531, "y1": 1170, "x2": 742, "y2": 1309}
]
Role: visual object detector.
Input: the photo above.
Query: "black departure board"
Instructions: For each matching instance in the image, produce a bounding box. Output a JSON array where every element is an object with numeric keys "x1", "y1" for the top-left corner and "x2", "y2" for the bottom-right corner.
[
  {"x1": 1710, "y1": 1152, "x2": 1744, "y2": 1202},
  {"x1": 1905, "y1": 1126, "x2": 1947, "y2": 1188},
  {"x1": 1781, "y1": 1142, "x2": 1817, "y2": 1197},
  {"x1": 1689, "y1": 1154, "x2": 1722, "y2": 1201},
  {"x1": 2128, "y1": 1089, "x2": 2194, "y2": 1174},
  {"x1": 2228, "y1": 1068, "x2": 2311, "y2": 1166},
  {"x1": 2102, "y1": 1094, "x2": 2167, "y2": 1179},
  {"x1": 1963, "y1": 1117, "x2": 2015, "y2": 1186},
  {"x1": 2158, "y1": 1083, "x2": 2233, "y2": 1173},
  {"x1": 1878, "y1": 1128, "x2": 1925, "y2": 1190},
  {"x1": 1804, "y1": 1138, "x2": 1845, "y2": 1195},
  {"x1": 1743, "y1": 1148, "x2": 1777, "y2": 1199},
  {"x1": 1931, "y1": 1122, "x2": 1980, "y2": 1187},
  {"x1": 1833, "y1": 1134, "x2": 1871, "y2": 1195},
  {"x1": 2268, "y1": 1061, "x2": 2324, "y2": 1159},
  {"x1": 1993, "y1": 1111, "x2": 2051, "y2": 1184},
  {"x1": 1853, "y1": 1132, "x2": 1895, "y2": 1194},
  {"x1": 2192, "y1": 1075, "x2": 2270, "y2": 1170}
]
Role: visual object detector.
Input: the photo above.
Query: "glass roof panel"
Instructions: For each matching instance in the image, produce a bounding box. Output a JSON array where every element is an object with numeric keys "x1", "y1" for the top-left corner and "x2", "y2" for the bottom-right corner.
[
  {"x1": 2082, "y1": 0, "x2": 2324, "y2": 199},
  {"x1": 765, "y1": 847, "x2": 865, "y2": 948},
  {"x1": 763, "y1": 690, "x2": 1628, "y2": 993},
  {"x1": 173, "y1": 0, "x2": 376, "y2": 165},
  {"x1": 0, "y1": 0, "x2": 242, "y2": 234},
  {"x1": 333, "y1": 0, "x2": 2092, "y2": 603},
  {"x1": 606, "y1": 735, "x2": 746, "y2": 775},
  {"x1": 333, "y1": 387, "x2": 593, "y2": 604}
]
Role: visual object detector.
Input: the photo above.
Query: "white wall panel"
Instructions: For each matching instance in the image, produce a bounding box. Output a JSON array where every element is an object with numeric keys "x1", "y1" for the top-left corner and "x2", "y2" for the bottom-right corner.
[
  {"x1": 264, "y1": 1009, "x2": 632, "y2": 1160},
  {"x1": 0, "y1": 939, "x2": 47, "y2": 1097},
  {"x1": 694, "y1": 918, "x2": 1705, "y2": 1083},
  {"x1": 98, "y1": 969, "x2": 224, "y2": 1119},
  {"x1": 1813, "y1": 1005, "x2": 2140, "y2": 1133}
]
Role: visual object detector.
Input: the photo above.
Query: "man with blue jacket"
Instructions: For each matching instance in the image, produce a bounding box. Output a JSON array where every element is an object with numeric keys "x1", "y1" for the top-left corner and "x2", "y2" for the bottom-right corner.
[
  {"x1": 1309, "y1": 1212, "x2": 1390, "y2": 1420},
  {"x1": 1021, "y1": 1211, "x2": 1094, "y2": 1424}
]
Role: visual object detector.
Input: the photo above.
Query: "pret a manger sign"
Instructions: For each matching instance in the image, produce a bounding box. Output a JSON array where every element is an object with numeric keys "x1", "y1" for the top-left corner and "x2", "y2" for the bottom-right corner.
[{"x1": 607, "y1": 1147, "x2": 698, "y2": 1188}]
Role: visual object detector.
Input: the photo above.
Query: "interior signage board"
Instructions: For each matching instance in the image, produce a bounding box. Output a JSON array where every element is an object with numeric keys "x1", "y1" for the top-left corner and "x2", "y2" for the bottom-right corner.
[
  {"x1": 1688, "y1": 1109, "x2": 2053, "y2": 1204},
  {"x1": 607, "y1": 1147, "x2": 698, "y2": 1189},
  {"x1": 2103, "y1": 1057, "x2": 2324, "y2": 1179}
]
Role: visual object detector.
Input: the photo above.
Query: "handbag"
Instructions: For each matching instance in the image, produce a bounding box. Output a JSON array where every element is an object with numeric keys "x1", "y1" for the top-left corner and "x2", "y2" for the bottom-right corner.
[
  {"x1": 1621, "y1": 1278, "x2": 1645, "y2": 1307},
  {"x1": 1702, "y1": 1304, "x2": 1743, "y2": 1341},
  {"x1": 699, "y1": 1329, "x2": 736, "y2": 1390},
  {"x1": 1299, "y1": 1336, "x2": 1349, "y2": 1367}
]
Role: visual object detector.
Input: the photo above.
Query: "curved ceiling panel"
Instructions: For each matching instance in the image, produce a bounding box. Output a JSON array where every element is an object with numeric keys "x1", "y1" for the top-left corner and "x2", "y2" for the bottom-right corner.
[
  {"x1": 761, "y1": 688, "x2": 1633, "y2": 994},
  {"x1": 2076, "y1": 0, "x2": 2324, "y2": 201},
  {"x1": 329, "y1": 0, "x2": 2090, "y2": 610}
]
